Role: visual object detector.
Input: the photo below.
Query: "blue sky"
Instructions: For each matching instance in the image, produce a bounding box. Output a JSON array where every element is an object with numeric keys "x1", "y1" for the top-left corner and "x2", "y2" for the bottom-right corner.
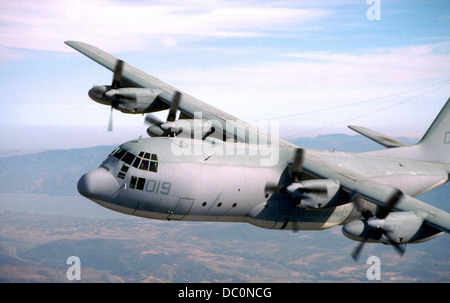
[{"x1": 1, "y1": 0, "x2": 449, "y2": 150}]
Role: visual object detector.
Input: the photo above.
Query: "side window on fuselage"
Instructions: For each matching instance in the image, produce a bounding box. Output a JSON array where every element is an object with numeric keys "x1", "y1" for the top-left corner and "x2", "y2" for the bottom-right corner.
[
  {"x1": 130, "y1": 176, "x2": 137, "y2": 189},
  {"x1": 136, "y1": 177, "x2": 146, "y2": 190},
  {"x1": 129, "y1": 176, "x2": 146, "y2": 191}
]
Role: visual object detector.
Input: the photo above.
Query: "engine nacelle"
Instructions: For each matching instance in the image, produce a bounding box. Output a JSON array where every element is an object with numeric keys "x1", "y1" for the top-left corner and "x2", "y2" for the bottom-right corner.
[
  {"x1": 286, "y1": 179, "x2": 341, "y2": 209},
  {"x1": 146, "y1": 124, "x2": 166, "y2": 137},
  {"x1": 88, "y1": 86, "x2": 167, "y2": 113},
  {"x1": 147, "y1": 119, "x2": 215, "y2": 138},
  {"x1": 342, "y1": 212, "x2": 443, "y2": 244}
]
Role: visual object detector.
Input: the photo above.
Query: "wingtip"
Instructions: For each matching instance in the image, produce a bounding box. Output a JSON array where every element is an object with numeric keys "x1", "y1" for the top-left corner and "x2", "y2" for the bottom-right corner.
[
  {"x1": 64, "y1": 40, "x2": 87, "y2": 48},
  {"x1": 64, "y1": 40, "x2": 78, "y2": 49}
]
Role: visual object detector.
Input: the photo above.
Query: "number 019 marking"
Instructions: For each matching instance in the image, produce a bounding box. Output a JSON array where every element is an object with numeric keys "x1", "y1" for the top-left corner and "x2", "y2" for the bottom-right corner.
[{"x1": 146, "y1": 179, "x2": 171, "y2": 195}]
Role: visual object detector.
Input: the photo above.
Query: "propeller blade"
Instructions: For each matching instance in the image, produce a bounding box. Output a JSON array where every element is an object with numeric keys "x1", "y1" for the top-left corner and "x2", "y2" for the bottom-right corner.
[
  {"x1": 351, "y1": 241, "x2": 366, "y2": 261},
  {"x1": 291, "y1": 148, "x2": 304, "y2": 182},
  {"x1": 145, "y1": 114, "x2": 164, "y2": 126},
  {"x1": 297, "y1": 186, "x2": 328, "y2": 195},
  {"x1": 380, "y1": 229, "x2": 406, "y2": 256},
  {"x1": 292, "y1": 220, "x2": 299, "y2": 233},
  {"x1": 265, "y1": 148, "x2": 305, "y2": 196},
  {"x1": 376, "y1": 188, "x2": 403, "y2": 219},
  {"x1": 167, "y1": 91, "x2": 181, "y2": 122},
  {"x1": 351, "y1": 229, "x2": 372, "y2": 261},
  {"x1": 353, "y1": 195, "x2": 374, "y2": 220},
  {"x1": 111, "y1": 60, "x2": 124, "y2": 89},
  {"x1": 108, "y1": 106, "x2": 113, "y2": 132}
]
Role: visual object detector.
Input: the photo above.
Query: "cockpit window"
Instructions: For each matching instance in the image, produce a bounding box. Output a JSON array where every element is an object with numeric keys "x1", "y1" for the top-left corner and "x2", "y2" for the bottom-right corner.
[
  {"x1": 111, "y1": 147, "x2": 158, "y2": 173},
  {"x1": 139, "y1": 159, "x2": 149, "y2": 171},
  {"x1": 110, "y1": 147, "x2": 120, "y2": 155},
  {"x1": 136, "y1": 177, "x2": 146, "y2": 190},
  {"x1": 132, "y1": 157, "x2": 141, "y2": 168},
  {"x1": 130, "y1": 176, "x2": 137, "y2": 189},
  {"x1": 113, "y1": 148, "x2": 127, "y2": 160},
  {"x1": 130, "y1": 151, "x2": 159, "y2": 173},
  {"x1": 122, "y1": 152, "x2": 135, "y2": 165},
  {"x1": 150, "y1": 161, "x2": 158, "y2": 172}
]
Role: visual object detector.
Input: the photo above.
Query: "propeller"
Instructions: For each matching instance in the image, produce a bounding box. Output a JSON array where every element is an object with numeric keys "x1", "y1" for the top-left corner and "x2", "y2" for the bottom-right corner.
[
  {"x1": 292, "y1": 220, "x2": 299, "y2": 233},
  {"x1": 111, "y1": 59, "x2": 124, "y2": 89},
  {"x1": 351, "y1": 189, "x2": 405, "y2": 261},
  {"x1": 264, "y1": 148, "x2": 328, "y2": 233},
  {"x1": 145, "y1": 91, "x2": 182, "y2": 136},
  {"x1": 105, "y1": 59, "x2": 124, "y2": 132},
  {"x1": 265, "y1": 148, "x2": 304, "y2": 193},
  {"x1": 167, "y1": 91, "x2": 181, "y2": 122},
  {"x1": 291, "y1": 148, "x2": 304, "y2": 183},
  {"x1": 265, "y1": 148, "x2": 327, "y2": 196},
  {"x1": 108, "y1": 106, "x2": 114, "y2": 132}
]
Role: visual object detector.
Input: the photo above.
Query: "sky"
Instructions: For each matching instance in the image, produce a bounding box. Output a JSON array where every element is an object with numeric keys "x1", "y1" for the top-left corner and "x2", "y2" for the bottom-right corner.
[{"x1": 0, "y1": 0, "x2": 449, "y2": 150}]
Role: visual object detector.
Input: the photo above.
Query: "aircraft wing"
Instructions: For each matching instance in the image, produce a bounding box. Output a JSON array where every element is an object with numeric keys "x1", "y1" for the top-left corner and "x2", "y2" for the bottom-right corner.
[
  {"x1": 65, "y1": 41, "x2": 283, "y2": 147},
  {"x1": 302, "y1": 152, "x2": 450, "y2": 233}
]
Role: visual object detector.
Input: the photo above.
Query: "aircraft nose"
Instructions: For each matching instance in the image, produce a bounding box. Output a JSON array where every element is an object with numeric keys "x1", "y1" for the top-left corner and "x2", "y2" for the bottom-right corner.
[{"x1": 77, "y1": 167, "x2": 120, "y2": 201}]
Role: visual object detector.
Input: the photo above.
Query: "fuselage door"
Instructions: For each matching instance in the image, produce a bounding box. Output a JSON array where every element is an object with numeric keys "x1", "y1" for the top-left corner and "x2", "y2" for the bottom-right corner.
[{"x1": 167, "y1": 198, "x2": 194, "y2": 220}]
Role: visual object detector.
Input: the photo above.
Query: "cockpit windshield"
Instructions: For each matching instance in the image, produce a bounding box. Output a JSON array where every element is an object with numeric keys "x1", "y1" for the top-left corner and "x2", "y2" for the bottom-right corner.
[{"x1": 110, "y1": 147, "x2": 158, "y2": 173}]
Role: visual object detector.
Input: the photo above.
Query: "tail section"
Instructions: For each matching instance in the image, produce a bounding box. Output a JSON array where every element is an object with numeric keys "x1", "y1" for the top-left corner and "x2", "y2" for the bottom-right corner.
[
  {"x1": 364, "y1": 98, "x2": 450, "y2": 165},
  {"x1": 416, "y1": 98, "x2": 450, "y2": 164}
]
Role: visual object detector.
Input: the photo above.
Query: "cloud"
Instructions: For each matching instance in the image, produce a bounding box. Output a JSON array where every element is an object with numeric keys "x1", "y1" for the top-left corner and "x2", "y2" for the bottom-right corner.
[
  {"x1": 281, "y1": 43, "x2": 450, "y2": 85},
  {"x1": 167, "y1": 42, "x2": 450, "y2": 92},
  {"x1": 158, "y1": 41, "x2": 450, "y2": 138},
  {"x1": 0, "y1": 0, "x2": 330, "y2": 54},
  {"x1": 1, "y1": 1, "x2": 448, "y2": 142}
]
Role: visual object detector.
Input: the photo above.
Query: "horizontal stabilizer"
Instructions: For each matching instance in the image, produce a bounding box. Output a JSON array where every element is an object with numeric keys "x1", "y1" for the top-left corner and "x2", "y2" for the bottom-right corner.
[{"x1": 348, "y1": 125, "x2": 409, "y2": 149}]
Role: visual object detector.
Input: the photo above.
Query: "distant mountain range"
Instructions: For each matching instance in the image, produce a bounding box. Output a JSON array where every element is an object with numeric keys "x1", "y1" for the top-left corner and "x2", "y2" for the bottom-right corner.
[{"x1": 0, "y1": 145, "x2": 113, "y2": 195}]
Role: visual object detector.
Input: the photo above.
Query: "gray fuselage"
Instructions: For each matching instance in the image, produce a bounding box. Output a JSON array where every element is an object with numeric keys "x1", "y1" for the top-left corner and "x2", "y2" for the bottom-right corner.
[{"x1": 77, "y1": 136, "x2": 448, "y2": 231}]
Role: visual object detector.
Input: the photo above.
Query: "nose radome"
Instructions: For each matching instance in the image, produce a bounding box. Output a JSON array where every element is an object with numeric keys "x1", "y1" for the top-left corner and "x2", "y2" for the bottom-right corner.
[{"x1": 77, "y1": 167, "x2": 120, "y2": 201}]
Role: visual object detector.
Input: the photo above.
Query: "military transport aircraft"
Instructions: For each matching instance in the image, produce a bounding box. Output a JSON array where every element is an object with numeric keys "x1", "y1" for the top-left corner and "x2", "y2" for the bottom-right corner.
[{"x1": 66, "y1": 41, "x2": 449, "y2": 261}]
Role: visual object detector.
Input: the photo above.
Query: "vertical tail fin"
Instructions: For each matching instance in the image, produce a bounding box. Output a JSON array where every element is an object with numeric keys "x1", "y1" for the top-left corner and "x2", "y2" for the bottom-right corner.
[
  {"x1": 416, "y1": 98, "x2": 450, "y2": 164},
  {"x1": 365, "y1": 98, "x2": 450, "y2": 165}
]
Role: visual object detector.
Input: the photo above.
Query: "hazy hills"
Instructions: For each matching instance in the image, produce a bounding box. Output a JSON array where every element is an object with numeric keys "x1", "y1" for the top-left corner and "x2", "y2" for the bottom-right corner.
[
  {"x1": 0, "y1": 134, "x2": 448, "y2": 283},
  {"x1": 0, "y1": 145, "x2": 113, "y2": 195}
]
